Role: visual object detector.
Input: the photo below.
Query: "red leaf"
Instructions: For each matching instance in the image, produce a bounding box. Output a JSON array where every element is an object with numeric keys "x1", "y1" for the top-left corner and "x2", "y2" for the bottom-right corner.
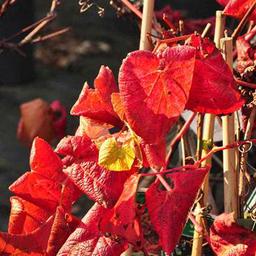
[
  {"x1": 0, "y1": 214, "x2": 54, "y2": 255},
  {"x1": 100, "y1": 174, "x2": 142, "y2": 246},
  {"x1": 223, "y1": 0, "x2": 256, "y2": 21},
  {"x1": 55, "y1": 135, "x2": 98, "y2": 166},
  {"x1": 30, "y1": 137, "x2": 63, "y2": 180},
  {"x1": 71, "y1": 66, "x2": 122, "y2": 127},
  {"x1": 50, "y1": 100, "x2": 67, "y2": 140},
  {"x1": 217, "y1": 0, "x2": 229, "y2": 6},
  {"x1": 185, "y1": 35, "x2": 244, "y2": 114},
  {"x1": 8, "y1": 196, "x2": 50, "y2": 234},
  {"x1": 9, "y1": 138, "x2": 80, "y2": 212},
  {"x1": 9, "y1": 172, "x2": 75, "y2": 212},
  {"x1": 140, "y1": 138, "x2": 167, "y2": 168},
  {"x1": 57, "y1": 203, "x2": 127, "y2": 256},
  {"x1": 145, "y1": 167, "x2": 209, "y2": 254},
  {"x1": 64, "y1": 161, "x2": 131, "y2": 208},
  {"x1": 1, "y1": 207, "x2": 79, "y2": 255},
  {"x1": 236, "y1": 26, "x2": 256, "y2": 74},
  {"x1": 209, "y1": 213, "x2": 256, "y2": 256},
  {"x1": 119, "y1": 47, "x2": 196, "y2": 144},
  {"x1": 46, "y1": 207, "x2": 80, "y2": 256}
]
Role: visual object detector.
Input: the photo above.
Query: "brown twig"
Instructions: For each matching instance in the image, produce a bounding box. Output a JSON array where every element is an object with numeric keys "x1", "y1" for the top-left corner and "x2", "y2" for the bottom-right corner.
[
  {"x1": 0, "y1": 0, "x2": 63, "y2": 53},
  {"x1": 4, "y1": 15, "x2": 56, "y2": 43},
  {"x1": 19, "y1": 0, "x2": 60, "y2": 46},
  {"x1": 31, "y1": 27, "x2": 70, "y2": 44},
  {"x1": 0, "y1": 0, "x2": 15, "y2": 16}
]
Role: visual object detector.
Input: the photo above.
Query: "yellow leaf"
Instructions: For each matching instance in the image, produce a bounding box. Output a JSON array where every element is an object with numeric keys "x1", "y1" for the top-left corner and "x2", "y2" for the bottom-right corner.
[{"x1": 98, "y1": 137, "x2": 135, "y2": 171}]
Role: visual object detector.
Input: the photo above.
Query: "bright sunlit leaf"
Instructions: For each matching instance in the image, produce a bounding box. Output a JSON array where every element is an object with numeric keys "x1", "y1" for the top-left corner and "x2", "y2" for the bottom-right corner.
[{"x1": 98, "y1": 137, "x2": 136, "y2": 171}]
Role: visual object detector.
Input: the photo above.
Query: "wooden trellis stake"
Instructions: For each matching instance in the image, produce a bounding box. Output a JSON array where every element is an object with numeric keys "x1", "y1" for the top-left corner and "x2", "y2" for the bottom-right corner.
[
  {"x1": 191, "y1": 10, "x2": 225, "y2": 256},
  {"x1": 221, "y1": 37, "x2": 239, "y2": 218}
]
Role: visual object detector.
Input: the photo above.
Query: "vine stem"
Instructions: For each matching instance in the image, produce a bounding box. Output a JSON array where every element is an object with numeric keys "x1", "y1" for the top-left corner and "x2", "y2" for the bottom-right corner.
[
  {"x1": 239, "y1": 106, "x2": 256, "y2": 215},
  {"x1": 165, "y1": 112, "x2": 196, "y2": 168},
  {"x1": 142, "y1": 139, "x2": 256, "y2": 177},
  {"x1": 121, "y1": 0, "x2": 142, "y2": 19}
]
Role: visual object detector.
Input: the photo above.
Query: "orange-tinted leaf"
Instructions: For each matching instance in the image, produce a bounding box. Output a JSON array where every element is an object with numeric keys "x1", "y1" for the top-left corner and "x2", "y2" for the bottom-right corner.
[
  {"x1": 209, "y1": 213, "x2": 256, "y2": 256},
  {"x1": 100, "y1": 174, "x2": 142, "y2": 246},
  {"x1": 185, "y1": 35, "x2": 244, "y2": 114},
  {"x1": 57, "y1": 203, "x2": 127, "y2": 256},
  {"x1": 119, "y1": 47, "x2": 195, "y2": 144},
  {"x1": 9, "y1": 172, "x2": 74, "y2": 212},
  {"x1": 111, "y1": 92, "x2": 126, "y2": 121},
  {"x1": 30, "y1": 137, "x2": 63, "y2": 180},
  {"x1": 1, "y1": 207, "x2": 79, "y2": 256},
  {"x1": 71, "y1": 66, "x2": 122, "y2": 127},
  {"x1": 76, "y1": 116, "x2": 111, "y2": 139},
  {"x1": 145, "y1": 167, "x2": 209, "y2": 254},
  {"x1": 64, "y1": 162, "x2": 131, "y2": 208},
  {"x1": 0, "y1": 214, "x2": 54, "y2": 255},
  {"x1": 17, "y1": 98, "x2": 55, "y2": 146},
  {"x1": 224, "y1": 0, "x2": 256, "y2": 21},
  {"x1": 9, "y1": 138, "x2": 80, "y2": 212},
  {"x1": 8, "y1": 196, "x2": 50, "y2": 234}
]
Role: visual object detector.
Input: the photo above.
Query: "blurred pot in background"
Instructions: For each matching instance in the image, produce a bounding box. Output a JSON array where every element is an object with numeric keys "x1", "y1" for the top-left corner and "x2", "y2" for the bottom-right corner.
[{"x1": 0, "y1": 0, "x2": 35, "y2": 84}]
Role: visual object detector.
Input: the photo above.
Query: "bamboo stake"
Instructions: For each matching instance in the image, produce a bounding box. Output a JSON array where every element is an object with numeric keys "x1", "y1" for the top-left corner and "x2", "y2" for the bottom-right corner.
[
  {"x1": 139, "y1": 0, "x2": 155, "y2": 50},
  {"x1": 122, "y1": 1, "x2": 155, "y2": 255},
  {"x1": 191, "y1": 10, "x2": 225, "y2": 256},
  {"x1": 221, "y1": 37, "x2": 238, "y2": 218}
]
